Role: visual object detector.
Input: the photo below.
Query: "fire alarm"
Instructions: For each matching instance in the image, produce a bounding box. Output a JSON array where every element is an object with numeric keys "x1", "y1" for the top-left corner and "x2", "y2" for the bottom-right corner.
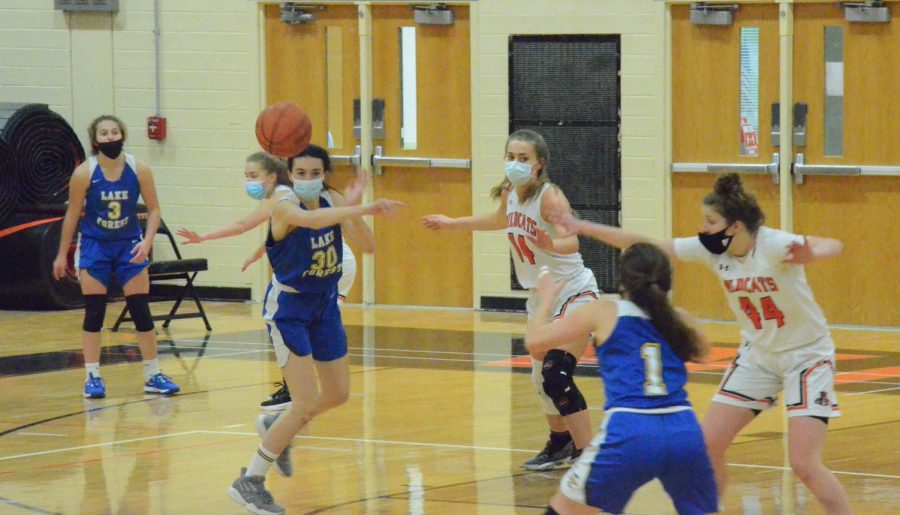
[{"x1": 148, "y1": 116, "x2": 167, "y2": 140}]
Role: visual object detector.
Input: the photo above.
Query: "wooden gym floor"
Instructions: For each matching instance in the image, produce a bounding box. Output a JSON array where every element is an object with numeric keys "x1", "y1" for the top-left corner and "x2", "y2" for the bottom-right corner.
[{"x1": 0, "y1": 301, "x2": 897, "y2": 514}]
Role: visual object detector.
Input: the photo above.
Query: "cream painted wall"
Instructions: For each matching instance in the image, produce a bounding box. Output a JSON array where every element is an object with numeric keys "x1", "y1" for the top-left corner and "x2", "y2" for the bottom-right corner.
[
  {"x1": 0, "y1": 0, "x2": 265, "y2": 296},
  {"x1": 470, "y1": 0, "x2": 669, "y2": 305}
]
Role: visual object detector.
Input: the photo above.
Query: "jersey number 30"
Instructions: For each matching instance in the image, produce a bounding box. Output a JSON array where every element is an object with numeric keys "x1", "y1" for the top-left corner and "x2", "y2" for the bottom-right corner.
[{"x1": 641, "y1": 343, "x2": 668, "y2": 396}]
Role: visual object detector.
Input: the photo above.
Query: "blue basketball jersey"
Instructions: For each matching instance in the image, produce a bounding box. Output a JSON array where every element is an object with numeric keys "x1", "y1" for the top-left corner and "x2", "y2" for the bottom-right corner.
[
  {"x1": 80, "y1": 154, "x2": 142, "y2": 240},
  {"x1": 596, "y1": 300, "x2": 691, "y2": 410},
  {"x1": 266, "y1": 191, "x2": 343, "y2": 293}
]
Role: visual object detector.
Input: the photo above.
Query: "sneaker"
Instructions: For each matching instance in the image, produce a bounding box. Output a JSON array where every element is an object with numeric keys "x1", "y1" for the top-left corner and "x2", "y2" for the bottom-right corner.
[
  {"x1": 256, "y1": 414, "x2": 292, "y2": 477},
  {"x1": 522, "y1": 439, "x2": 576, "y2": 471},
  {"x1": 260, "y1": 382, "x2": 291, "y2": 412},
  {"x1": 83, "y1": 374, "x2": 106, "y2": 399},
  {"x1": 227, "y1": 468, "x2": 285, "y2": 515},
  {"x1": 144, "y1": 372, "x2": 180, "y2": 395}
]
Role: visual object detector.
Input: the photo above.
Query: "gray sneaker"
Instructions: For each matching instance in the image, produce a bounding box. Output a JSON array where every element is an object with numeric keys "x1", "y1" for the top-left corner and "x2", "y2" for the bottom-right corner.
[
  {"x1": 523, "y1": 439, "x2": 576, "y2": 471},
  {"x1": 227, "y1": 468, "x2": 285, "y2": 515},
  {"x1": 256, "y1": 414, "x2": 293, "y2": 477}
]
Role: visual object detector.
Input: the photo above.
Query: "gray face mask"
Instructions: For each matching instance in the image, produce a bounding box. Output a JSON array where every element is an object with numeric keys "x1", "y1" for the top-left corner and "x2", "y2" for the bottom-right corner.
[{"x1": 504, "y1": 160, "x2": 533, "y2": 186}]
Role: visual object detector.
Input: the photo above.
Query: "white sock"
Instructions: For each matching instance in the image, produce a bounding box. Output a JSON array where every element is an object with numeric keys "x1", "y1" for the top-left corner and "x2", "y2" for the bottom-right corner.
[
  {"x1": 246, "y1": 445, "x2": 277, "y2": 477},
  {"x1": 85, "y1": 362, "x2": 100, "y2": 379},
  {"x1": 143, "y1": 358, "x2": 160, "y2": 381}
]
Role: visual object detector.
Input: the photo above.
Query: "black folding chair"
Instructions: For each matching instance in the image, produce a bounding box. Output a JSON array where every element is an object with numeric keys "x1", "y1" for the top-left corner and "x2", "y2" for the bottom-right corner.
[{"x1": 112, "y1": 218, "x2": 211, "y2": 331}]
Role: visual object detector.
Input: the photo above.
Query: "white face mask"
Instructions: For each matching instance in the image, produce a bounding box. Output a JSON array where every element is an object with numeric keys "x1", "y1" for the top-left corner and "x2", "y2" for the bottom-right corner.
[
  {"x1": 504, "y1": 160, "x2": 533, "y2": 186},
  {"x1": 292, "y1": 177, "x2": 324, "y2": 202}
]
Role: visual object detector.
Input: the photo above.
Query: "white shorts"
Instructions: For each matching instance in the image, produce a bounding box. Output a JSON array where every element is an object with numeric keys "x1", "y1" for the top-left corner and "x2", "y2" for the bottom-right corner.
[
  {"x1": 713, "y1": 334, "x2": 840, "y2": 418},
  {"x1": 337, "y1": 243, "x2": 356, "y2": 302},
  {"x1": 527, "y1": 267, "x2": 599, "y2": 415}
]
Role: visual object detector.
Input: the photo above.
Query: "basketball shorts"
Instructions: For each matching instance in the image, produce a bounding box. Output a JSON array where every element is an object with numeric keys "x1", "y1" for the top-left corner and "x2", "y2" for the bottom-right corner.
[
  {"x1": 559, "y1": 408, "x2": 718, "y2": 515},
  {"x1": 263, "y1": 282, "x2": 347, "y2": 367},
  {"x1": 713, "y1": 334, "x2": 840, "y2": 418},
  {"x1": 76, "y1": 235, "x2": 148, "y2": 288}
]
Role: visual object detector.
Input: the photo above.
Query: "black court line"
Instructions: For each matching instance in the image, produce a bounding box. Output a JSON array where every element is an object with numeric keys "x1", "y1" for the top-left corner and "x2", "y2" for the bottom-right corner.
[{"x1": 0, "y1": 495, "x2": 63, "y2": 514}]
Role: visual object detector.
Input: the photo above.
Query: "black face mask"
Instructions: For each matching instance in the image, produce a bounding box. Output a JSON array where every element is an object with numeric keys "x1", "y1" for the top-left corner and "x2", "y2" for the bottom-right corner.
[
  {"x1": 698, "y1": 227, "x2": 734, "y2": 255},
  {"x1": 97, "y1": 139, "x2": 124, "y2": 159}
]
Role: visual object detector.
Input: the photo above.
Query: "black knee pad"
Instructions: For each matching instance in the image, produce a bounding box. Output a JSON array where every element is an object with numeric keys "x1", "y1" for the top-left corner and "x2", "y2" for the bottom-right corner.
[
  {"x1": 541, "y1": 349, "x2": 588, "y2": 416},
  {"x1": 125, "y1": 294, "x2": 155, "y2": 332},
  {"x1": 82, "y1": 294, "x2": 108, "y2": 332}
]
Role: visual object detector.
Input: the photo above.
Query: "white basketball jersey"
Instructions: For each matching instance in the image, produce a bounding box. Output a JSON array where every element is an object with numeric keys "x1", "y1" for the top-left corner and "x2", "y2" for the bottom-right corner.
[
  {"x1": 674, "y1": 226, "x2": 829, "y2": 352},
  {"x1": 506, "y1": 183, "x2": 586, "y2": 289}
]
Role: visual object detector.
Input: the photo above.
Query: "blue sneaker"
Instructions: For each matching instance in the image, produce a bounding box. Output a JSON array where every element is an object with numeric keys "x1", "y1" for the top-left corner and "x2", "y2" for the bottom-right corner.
[
  {"x1": 83, "y1": 374, "x2": 106, "y2": 399},
  {"x1": 144, "y1": 372, "x2": 180, "y2": 395}
]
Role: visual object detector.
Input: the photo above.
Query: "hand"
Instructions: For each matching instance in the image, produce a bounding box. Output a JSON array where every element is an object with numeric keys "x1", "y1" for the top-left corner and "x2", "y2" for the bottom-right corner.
[
  {"x1": 783, "y1": 237, "x2": 814, "y2": 265},
  {"x1": 527, "y1": 228, "x2": 554, "y2": 251},
  {"x1": 421, "y1": 214, "x2": 453, "y2": 230},
  {"x1": 176, "y1": 228, "x2": 204, "y2": 245},
  {"x1": 367, "y1": 199, "x2": 406, "y2": 217},
  {"x1": 546, "y1": 211, "x2": 582, "y2": 238},
  {"x1": 241, "y1": 253, "x2": 261, "y2": 272},
  {"x1": 129, "y1": 239, "x2": 152, "y2": 264},
  {"x1": 535, "y1": 266, "x2": 567, "y2": 304},
  {"x1": 343, "y1": 171, "x2": 369, "y2": 206},
  {"x1": 52, "y1": 254, "x2": 69, "y2": 281}
]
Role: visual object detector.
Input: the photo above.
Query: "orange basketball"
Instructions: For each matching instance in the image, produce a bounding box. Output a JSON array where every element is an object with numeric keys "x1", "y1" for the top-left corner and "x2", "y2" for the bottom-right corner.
[{"x1": 255, "y1": 102, "x2": 312, "y2": 158}]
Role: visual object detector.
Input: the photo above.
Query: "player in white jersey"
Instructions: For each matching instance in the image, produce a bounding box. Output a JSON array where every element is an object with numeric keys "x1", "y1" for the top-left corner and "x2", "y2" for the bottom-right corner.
[
  {"x1": 548, "y1": 173, "x2": 852, "y2": 514},
  {"x1": 177, "y1": 144, "x2": 370, "y2": 413},
  {"x1": 423, "y1": 129, "x2": 599, "y2": 471}
]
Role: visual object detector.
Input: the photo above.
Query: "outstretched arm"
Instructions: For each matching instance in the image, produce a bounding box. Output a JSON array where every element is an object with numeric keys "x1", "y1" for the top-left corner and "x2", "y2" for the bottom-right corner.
[
  {"x1": 178, "y1": 202, "x2": 274, "y2": 244},
  {"x1": 783, "y1": 236, "x2": 843, "y2": 265},
  {"x1": 276, "y1": 197, "x2": 404, "y2": 230},
  {"x1": 422, "y1": 189, "x2": 508, "y2": 232},
  {"x1": 549, "y1": 212, "x2": 676, "y2": 258}
]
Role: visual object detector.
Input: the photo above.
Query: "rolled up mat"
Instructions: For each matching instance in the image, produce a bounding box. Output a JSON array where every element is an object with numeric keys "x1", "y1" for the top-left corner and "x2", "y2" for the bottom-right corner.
[
  {"x1": 2, "y1": 104, "x2": 85, "y2": 205},
  {"x1": 0, "y1": 138, "x2": 17, "y2": 223},
  {"x1": 0, "y1": 212, "x2": 83, "y2": 310}
]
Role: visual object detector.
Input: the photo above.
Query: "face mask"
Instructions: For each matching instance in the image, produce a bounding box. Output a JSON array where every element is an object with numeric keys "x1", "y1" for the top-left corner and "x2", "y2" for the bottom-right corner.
[
  {"x1": 245, "y1": 180, "x2": 266, "y2": 200},
  {"x1": 293, "y1": 178, "x2": 324, "y2": 202},
  {"x1": 504, "y1": 160, "x2": 534, "y2": 186},
  {"x1": 97, "y1": 139, "x2": 124, "y2": 159},
  {"x1": 698, "y1": 226, "x2": 734, "y2": 255}
]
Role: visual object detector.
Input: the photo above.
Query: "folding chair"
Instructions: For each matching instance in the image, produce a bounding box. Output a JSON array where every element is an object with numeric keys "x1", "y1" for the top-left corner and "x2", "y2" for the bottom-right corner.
[{"x1": 112, "y1": 218, "x2": 211, "y2": 331}]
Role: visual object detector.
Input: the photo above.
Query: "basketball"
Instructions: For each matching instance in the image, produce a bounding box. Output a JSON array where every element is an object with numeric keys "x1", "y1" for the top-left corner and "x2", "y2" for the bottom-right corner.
[{"x1": 255, "y1": 102, "x2": 312, "y2": 158}]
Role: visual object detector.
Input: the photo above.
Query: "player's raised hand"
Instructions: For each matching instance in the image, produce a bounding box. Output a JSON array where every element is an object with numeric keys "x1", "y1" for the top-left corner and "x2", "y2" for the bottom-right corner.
[
  {"x1": 546, "y1": 209, "x2": 582, "y2": 238},
  {"x1": 367, "y1": 199, "x2": 406, "y2": 217},
  {"x1": 421, "y1": 214, "x2": 454, "y2": 230},
  {"x1": 176, "y1": 228, "x2": 204, "y2": 245},
  {"x1": 783, "y1": 237, "x2": 814, "y2": 265},
  {"x1": 343, "y1": 170, "x2": 369, "y2": 206},
  {"x1": 527, "y1": 228, "x2": 554, "y2": 251}
]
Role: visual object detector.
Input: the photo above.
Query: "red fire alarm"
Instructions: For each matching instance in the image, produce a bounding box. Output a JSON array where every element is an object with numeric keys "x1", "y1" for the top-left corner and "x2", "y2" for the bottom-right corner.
[{"x1": 148, "y1": 116, "x2": 167, "y2": 140}]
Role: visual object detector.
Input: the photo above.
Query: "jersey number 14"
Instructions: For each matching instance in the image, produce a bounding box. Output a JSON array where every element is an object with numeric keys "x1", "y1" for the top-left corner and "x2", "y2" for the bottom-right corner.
[{"x1": 508, "y1": 233, "x2": 535, "y2": 265}]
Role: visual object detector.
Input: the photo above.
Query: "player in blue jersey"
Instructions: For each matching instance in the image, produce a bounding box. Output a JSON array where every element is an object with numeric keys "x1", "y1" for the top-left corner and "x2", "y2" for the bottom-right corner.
[
  {"x1": 52, "y1": 115, "x2": 179, "y2": 399},
  {"x1": 227, "y1": 152, "x2": 403, "y2": 515},
  {"x1": 526, "y1": 243, "x2": 717, "y2": 515}
]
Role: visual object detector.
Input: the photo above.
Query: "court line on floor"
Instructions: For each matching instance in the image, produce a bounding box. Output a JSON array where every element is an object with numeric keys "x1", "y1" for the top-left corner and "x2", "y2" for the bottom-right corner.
[
  {"x1": 0, "y1": 496, "x2": 59, "y2": 514},
  {"x1": 2, "y1": 428, "x2": 897, "y2": 481}
]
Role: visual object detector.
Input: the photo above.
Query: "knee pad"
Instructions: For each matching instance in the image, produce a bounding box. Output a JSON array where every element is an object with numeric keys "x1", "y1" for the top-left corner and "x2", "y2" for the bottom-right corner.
[
  {"x1": 82, "y1": 294, "x2": 108, "y2": 332},
  {"x1": 531, "y1": 358, "x2": 558, "y2": 415},
  {"x1": 541, "y1": 349, "x2": 588, "y2": 416},
  {"x1": 125, "y1": 294, "x2": 155, "y2": 332}
]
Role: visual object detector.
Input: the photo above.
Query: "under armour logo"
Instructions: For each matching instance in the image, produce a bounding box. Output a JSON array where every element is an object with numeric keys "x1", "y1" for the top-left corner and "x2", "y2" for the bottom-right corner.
[
  {"x1": 718, "y1": 264, "x2": 729, "y2": 271},
  {"x1": 814, "y1": 391, "x2": 830, "y2": 407}
]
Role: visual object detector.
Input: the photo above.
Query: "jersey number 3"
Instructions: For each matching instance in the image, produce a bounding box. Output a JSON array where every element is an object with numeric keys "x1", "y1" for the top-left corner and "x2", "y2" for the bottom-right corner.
[
  {"x1": 739, "y1": 296, "x2": 785, "y2": 330},
  {"x1": 641, "y1": 343, "x2": 668, "y2": 396},
  {"x1": 508, "y1": 233, "x2": 535, "y2": 264}
]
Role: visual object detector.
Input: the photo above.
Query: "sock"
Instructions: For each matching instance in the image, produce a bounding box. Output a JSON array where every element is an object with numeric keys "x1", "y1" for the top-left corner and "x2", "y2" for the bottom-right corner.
[
  {"x1": 549, "y1": 430, "x2": 571, "y2": 451},
  {"x1": 246, "y1": 445, "x2": 278, "y2": 477},
  {"x1": 143, "y1": 358, "x2": 160, "y2": 381},
  {"x1": 85, "y1": 362, "x2": 100, "y2": 379}
]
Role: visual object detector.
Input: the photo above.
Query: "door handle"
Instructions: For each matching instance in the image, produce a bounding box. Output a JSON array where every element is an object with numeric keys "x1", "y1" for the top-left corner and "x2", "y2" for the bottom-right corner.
[
  {"x1": 671, "y1": 153, "x2": 780, "y2": 184},
  {"x1": 793, "y1": 153, "x2": 861, "y2": 185},
  {"x1": 372, "y1": 145, "x2": 471, "y2": 176},
  {"x1": 330, "y1": 145, "x2": 361, "y2": 167}
]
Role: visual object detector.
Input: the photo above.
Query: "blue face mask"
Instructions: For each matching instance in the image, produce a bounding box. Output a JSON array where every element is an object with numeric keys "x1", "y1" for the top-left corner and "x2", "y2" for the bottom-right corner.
[
  {"x1": 293, "y1": 178, "x2": 324, "y2": 202},
  {"x1": 505, "y1": 160, "x2": 534, "y2": 186},
  {"x1": 245, "y1": 180, "x2": 266, "y2": 200}
]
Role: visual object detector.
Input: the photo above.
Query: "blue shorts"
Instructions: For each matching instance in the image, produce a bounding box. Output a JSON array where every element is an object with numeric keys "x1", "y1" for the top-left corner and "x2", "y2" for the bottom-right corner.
[
  {"x1": 262, "y1": 283, "x2": 347, "y2": 367},
  {"x1": 560, "y1": 408, "x2": 718, "y2": 515},
  {"x1": 76, "y1": 235, "x2": 148, "y2": 289}
]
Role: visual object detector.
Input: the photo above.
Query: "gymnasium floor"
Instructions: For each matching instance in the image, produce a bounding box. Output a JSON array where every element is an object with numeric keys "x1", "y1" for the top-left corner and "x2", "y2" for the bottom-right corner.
[{"x1": 0, "y1": 301, "x2": 897, "y2": 514}]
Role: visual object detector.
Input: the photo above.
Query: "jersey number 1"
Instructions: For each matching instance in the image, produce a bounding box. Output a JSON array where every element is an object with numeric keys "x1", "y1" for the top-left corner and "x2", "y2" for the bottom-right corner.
[
  {"x1": 739, "y1": 296, "x2": 785, "y2": 330},
  {"x1": 641, "y1": 343, "x2": 668, "y2": 396},
  {"x1": 508, "y1": 233, "x2": 535, "y2": 264}
]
